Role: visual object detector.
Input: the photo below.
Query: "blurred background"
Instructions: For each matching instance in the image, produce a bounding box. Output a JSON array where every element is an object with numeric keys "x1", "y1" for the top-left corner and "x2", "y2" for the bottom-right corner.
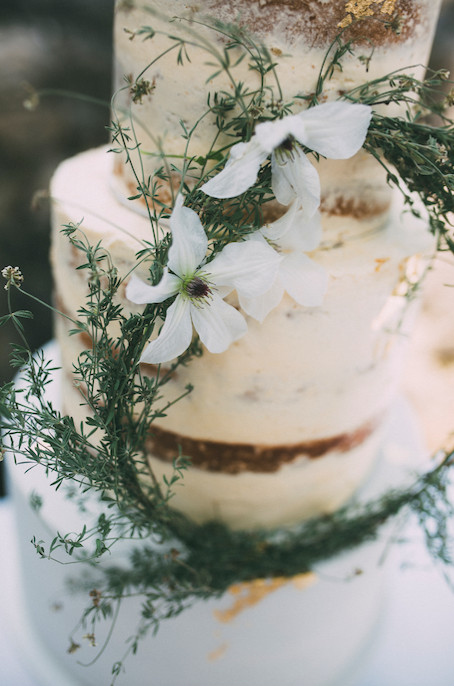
[
  {"x1": 0, "y1": 0, "x2": 453, "y2": 496},
  {"x1": 0, "y1": 0, "x2": 113, "y2": 494},
  {"x1": 0, "y1": 0, "x2": 113, "y2": 384}
]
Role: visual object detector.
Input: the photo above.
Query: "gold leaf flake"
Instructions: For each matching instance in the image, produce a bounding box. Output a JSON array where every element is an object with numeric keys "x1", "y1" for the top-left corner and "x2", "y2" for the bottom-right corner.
[
  {"x1": 213, "y1": 572, "x2": 317, "y2": 623},
  {"x1": 339, "y1": 0, "x2": 398, "y2": 28},
  {"x1": 207, "y1": 642, "x2": 229, "y2": 661}
]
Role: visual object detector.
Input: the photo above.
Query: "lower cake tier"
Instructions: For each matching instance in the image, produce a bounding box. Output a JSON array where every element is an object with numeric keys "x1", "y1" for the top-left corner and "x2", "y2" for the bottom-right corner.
[
  {"x1": 50, "y1": 146, "x2": 434, "y2": 529},
  {"x1": 8, "y1": 458, "x2": 383, "y2": 686},
  {"x1": 56, "y1": 306, "x2": 387, "y2": 529},
  {"x1": 6, "y1": 347, "x2": 429, "y2": 686},
  {"x1": 56, "y1": 344, "x2": 384, "y2": 530}
]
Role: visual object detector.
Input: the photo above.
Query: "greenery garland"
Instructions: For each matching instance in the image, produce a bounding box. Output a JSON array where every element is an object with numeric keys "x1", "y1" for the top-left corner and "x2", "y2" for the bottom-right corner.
[{"x1": 1, "y1": 9, "x2": 454, "y2": 683}]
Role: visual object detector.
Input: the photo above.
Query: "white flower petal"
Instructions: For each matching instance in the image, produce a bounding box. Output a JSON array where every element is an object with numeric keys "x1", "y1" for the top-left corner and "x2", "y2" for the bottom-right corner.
[
  {"x1": 239, "y1": 278, "x2": 284, "y2": 322},
  {"x1": 271, "y1": 147, "x2": 321, "y2": 217},
  {"x1": 260, "y1": 201, "x2": 301, "y2": 242},
  {"x1": 371, "y1": 295, "x2": 407, "y2": 331},
  {"x1": 279, "y1": 253, "x2": 328, "y2": 307},
  {"x1": 296, "y1": 102, "x2": 372, "y2": 159},
  {"x1": 207, "y1": 237, "x2": 281, "y2": 297},
  {"x1": 168, "y1": 194, "x2": 208, "y2": 276},
  {"x1": 140, "y1": 295, "x2": 193, "y2": 364},
  {"x1": 254, "y1": 115, "x2": 305, "y2": 153},
  {"x1": 190, "y1": 293, "x2": 247, "y2": 353},
  {"x1": 278, "y1": 210, "x2": 323, "y2": 252},
  {"x1": 126, "y1": 271, "x2": 180, "y2": 305},
  {"x1": 201, "y1": 140, "x2": 268, "y2": 198}
]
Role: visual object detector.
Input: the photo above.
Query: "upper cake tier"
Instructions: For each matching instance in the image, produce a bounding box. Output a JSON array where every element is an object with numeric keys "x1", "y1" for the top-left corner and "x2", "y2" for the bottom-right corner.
[{"x1": 111, "y1": 0, "x2": 441, "y2": 231}]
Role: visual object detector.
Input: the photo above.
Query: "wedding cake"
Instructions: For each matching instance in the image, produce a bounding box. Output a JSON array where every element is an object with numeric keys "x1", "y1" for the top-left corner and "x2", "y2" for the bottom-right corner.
[
  {"x1": 52, "y1": 0, "x2": 440, "y2": 529},
  {"x1": 7, "y1": 1, "x2": 445, "y2": 685}
]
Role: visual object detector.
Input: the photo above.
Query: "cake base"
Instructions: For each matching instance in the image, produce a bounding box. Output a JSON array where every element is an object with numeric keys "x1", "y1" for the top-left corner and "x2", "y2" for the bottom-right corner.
[
  {"x1": 5, "y1": 488, "x2": 454, "y2": 686},
  {"x1": 5, "y1": 341, "x2": 429, "y2": 686}
]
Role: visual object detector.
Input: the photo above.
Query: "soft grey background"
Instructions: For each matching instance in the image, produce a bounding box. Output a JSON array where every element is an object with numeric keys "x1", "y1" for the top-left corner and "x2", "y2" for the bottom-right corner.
[{"x1": 0, "y1": 0, "x2": 113, "y2": 387}]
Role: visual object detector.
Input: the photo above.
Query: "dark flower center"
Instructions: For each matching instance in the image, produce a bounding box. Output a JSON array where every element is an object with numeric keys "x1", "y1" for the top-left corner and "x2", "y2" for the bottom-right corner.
[
  {"x1": 186, "y1": 276, "x2": 211, "y2": 298},
  {"x1": 280, "y1": 136, "x2": 294, "y2": 152}
]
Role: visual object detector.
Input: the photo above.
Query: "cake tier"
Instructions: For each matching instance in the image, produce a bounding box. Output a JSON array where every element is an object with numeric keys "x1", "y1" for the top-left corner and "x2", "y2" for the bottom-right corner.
[
  {"x1": 111, "y1": 0, "x2": 441, "y2": 227},
  {"x1": 7, "y1": 419, "x2": 384, "y2": 686},
  {"x1": 12, "y1": 349, "x2": 432, "y2": 685},
  {"x1": 6, "y1": 349, "x2": 430, "y2": 685},
  {"x1": 50, "y1": 145, "x2": 433, "y2": 528}
]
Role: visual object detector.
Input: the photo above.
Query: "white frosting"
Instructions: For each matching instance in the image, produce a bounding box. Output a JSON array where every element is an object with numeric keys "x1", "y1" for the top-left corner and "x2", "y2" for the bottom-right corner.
[{"x1": 403, "y1": 253, "x2": 454, "y2": 452}]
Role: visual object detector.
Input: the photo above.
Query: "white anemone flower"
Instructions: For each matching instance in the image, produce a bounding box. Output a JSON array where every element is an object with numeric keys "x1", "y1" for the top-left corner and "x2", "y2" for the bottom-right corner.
[
  {"x1": 201, "y1": 101, "x2": 372, "y2": 218},
  {"x1": 126, "y1": 194, "x2": 281, "y2": 363},
  {"x1": 238, "y1": 203, "x2": 329, "y2": 322}
]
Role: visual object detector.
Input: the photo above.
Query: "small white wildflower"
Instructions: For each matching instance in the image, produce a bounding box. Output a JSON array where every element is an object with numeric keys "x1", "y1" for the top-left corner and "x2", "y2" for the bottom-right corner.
[
  {"x1": 201, "y1": 101, "x2": 372, "y2": 218},
  {"x1": 2, "y1": 266, "x2": 24, "y2": 290},
  {"x1": 126, "y1": 195, "x2": 281, "y2": 363}
]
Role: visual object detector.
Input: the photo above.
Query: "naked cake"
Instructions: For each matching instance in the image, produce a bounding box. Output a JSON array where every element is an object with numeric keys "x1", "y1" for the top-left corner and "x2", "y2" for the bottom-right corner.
[{"x1": 6, "y1": 2, "x2": 446, "y2": 685}]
